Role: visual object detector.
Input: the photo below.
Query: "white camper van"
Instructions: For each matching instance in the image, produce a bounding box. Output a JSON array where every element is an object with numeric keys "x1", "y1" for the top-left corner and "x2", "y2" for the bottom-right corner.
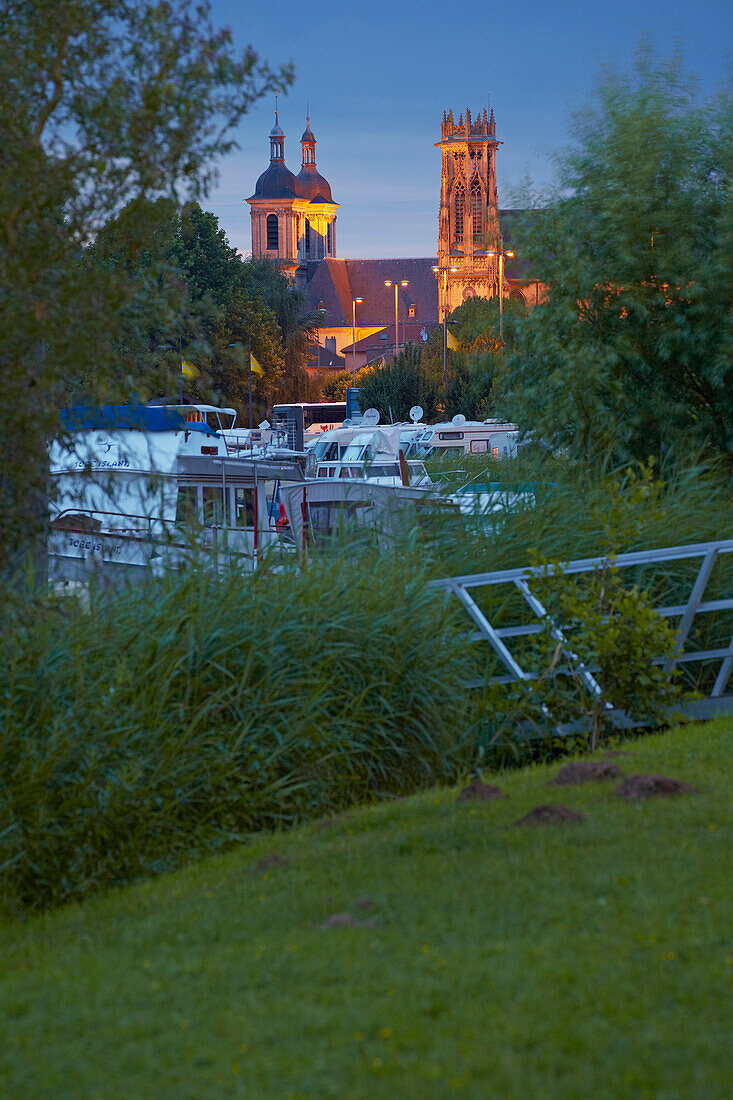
[{"x1": 413, "y1": 416, "x2": 519, "y2": 458}]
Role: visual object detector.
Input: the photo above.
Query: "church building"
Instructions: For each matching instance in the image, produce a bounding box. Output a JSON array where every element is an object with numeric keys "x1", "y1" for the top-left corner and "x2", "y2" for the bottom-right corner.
[{"x1": 246, "y1": 104, "x2": 544, "y2": 370}]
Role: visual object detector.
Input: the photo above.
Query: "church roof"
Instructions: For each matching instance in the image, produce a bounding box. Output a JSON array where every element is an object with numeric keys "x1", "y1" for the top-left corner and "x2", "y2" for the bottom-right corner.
[
  {"x1": 303, "y1": 258, "x2": 440, "y2": 327},
  {"x1": 249, "y1": 161, "x2": 301, "y2": 201},
  {"x1": 296, "y1": 169, "x2": 334, "y2": 203}
]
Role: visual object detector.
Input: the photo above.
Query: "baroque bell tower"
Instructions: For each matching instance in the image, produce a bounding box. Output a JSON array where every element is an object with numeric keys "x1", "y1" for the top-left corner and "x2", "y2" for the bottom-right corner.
[{"x1": 436, "y1": 106, "x2": 504, "y2": 318}]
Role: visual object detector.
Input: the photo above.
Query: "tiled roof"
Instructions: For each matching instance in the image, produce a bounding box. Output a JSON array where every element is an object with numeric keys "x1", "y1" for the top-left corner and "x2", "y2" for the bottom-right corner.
[{"x1": 303, "y1": 258, "x2": 440, "y2": 327}]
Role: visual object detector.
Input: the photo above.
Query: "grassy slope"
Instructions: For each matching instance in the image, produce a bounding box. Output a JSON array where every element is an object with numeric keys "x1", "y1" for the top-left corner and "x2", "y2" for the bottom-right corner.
[{"x1": 2, "y1": 720, "x2": 731, "y2": 1100}]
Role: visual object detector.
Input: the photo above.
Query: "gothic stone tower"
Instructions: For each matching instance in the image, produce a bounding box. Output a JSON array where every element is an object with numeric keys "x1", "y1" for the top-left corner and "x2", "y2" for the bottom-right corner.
[{"x1": 436, "y1": 107, "x2": 504, "y2": 318}]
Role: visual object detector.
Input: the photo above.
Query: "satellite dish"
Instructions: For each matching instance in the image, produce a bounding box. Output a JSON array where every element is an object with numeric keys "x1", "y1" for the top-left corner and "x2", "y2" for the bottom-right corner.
[
  {"x1": 409, "y1": 405, "x2": 424, "y2": 423},
  {"x1": 452, "y1": 413, "x2": 467, "y2": 427},
  {"x1": 342, "y1": 417, "x2": 353, "y2": 428},
  {"x1": 259, "y1": 419, "x2": 270, "y2": 430},
  {"x1": 362, "y1": 407, "x2": 380, "y2": 426}
]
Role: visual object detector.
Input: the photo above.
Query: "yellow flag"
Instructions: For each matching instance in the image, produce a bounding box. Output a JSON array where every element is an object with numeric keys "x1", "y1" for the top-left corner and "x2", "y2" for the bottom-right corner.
[
  {"x1": 446, "y1": 329, "x2": 460, "y2": 351},
  {"x1": 249, "y1": 351, "x2": 263, "y2": 376},
  {"x1": 181, "y1": 359, "x2": 200, "y2": 379}
]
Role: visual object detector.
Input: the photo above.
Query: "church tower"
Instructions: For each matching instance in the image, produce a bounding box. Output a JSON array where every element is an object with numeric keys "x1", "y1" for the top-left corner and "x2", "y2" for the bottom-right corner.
[
  {"x1": 296, "y1": 116, "x2": 339, "y2": 262},
  {"x1": 246, "y1": 104, "x2": 338, "y2": 282},
  {"x1": 436, "y1": 106, "x2": 504, "y2": 318}
]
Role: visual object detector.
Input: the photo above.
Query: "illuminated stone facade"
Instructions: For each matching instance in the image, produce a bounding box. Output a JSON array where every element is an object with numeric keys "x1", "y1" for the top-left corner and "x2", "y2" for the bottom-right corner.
[
  {"x1": 247, "y1": 109, "x2": 338, "y2": 282},
  {"x1": 436, "y1": 107, "x2": 543, "y2": 319}
]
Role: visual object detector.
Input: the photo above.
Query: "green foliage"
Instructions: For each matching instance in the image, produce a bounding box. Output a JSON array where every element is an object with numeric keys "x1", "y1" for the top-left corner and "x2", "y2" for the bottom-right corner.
[
  {"x1": 422, "y1": 296, "x2": 526, "y2": 420},
  {"x1": 322, "y1": 367, "x2": 372, "y2": 401},
  {"x1": 498, "y1": 45, "x2": 733, "y2": 467},
  {"x1": 0, "y1": 552, "x2": 474, "y2": 911},
  {"x1": 0, "y1": 0, "x2": 290, "y2": 562},
  {"x1": 2, "y1": 721, "x2": 731, "y2": 1097},
  {"x1": 358, "y1": 343, "x2": 443, "y2": 421}
]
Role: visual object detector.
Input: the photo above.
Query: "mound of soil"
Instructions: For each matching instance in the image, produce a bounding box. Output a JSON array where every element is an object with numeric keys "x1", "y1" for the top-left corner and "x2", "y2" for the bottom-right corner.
[
  {"x1": 457, "y1": 780, "x2": 505, "y2": 802},
  {"x1": 615, "y1": 774, "x2": 697, "y2": 801},
  {"x1": 550, "y1": 761, "x2": 626, "y2": 786},
  {"x1": 514, "y1": 804, "x2": 586, "y2": 826},
  {"x1": 250, "y1": 854, "x2": 289, "y2": 873},
  {"x1": 320, "y1": 912, "x2": 377, "y2": 930}
]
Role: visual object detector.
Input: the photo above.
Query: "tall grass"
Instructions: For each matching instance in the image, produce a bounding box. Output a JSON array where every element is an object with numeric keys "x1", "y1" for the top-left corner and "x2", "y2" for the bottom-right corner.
[{"x1": 0, "y1": 549, "x2": 475, "y2": 913}]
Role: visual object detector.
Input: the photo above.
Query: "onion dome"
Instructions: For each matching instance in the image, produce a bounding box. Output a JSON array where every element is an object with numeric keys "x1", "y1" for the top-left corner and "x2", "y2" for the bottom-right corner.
[
  {"x1": 249, "y1": 106, "x2": 301, "y2": 200},
  {"x1": 296, "y1": 116, "x2": 334, "y2": 202}
]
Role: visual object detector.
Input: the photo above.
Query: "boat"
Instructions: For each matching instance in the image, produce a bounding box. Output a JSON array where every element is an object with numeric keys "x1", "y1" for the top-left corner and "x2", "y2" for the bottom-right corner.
[
  {"x1": 311, "y1": 429, "x2": 433, "y2": 487},
  {"x1": 49, "y1": 405, "x2": 305, "y2": 583}
]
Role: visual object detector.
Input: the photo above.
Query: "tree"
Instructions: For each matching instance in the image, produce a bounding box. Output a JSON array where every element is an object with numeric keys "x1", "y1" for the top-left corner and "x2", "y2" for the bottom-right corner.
[
  {"x1": 358, "y1": 344, "x2": 443, "y2": 422},
  {"x1": 422, "y1": 296, "x2": 525, "y2": 420},
  {"x1": 497, "y1": 46, "x2": 733, "y2": 468},
  {"x1": 322, "y1": 367, "x2": 372, "y2": 402},
  {"x1": 245, "y1": 258, "x2": 324, "y2": 403},
  {"x1": 0, "y1": 0, "x2": 291, "y2": 563}
]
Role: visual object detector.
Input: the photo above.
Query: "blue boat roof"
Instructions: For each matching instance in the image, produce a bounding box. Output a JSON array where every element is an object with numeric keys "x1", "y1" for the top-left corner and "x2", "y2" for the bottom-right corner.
[{"x1": 60, "y1": 405, "x2": 218, "y2": 436}]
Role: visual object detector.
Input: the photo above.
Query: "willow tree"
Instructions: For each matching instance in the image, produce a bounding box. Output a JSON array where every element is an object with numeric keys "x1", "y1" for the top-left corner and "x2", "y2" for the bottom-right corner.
[{"x1": 0, "y1": 0, "x2": 292, "y2": 566}]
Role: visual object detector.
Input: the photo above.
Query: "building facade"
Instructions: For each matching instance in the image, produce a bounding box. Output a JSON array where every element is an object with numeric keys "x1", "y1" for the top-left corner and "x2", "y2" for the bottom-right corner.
[
  {"x1": 246, "y1": 105, "x2": 543, "y2": 370},
  {"x1": 247, "y1": 108, "x2": 339, "y2": 281}
]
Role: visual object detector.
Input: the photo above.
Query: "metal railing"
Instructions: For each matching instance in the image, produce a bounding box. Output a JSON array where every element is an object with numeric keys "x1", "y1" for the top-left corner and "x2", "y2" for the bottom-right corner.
[{"x1": 431, "y1": 539, "x2": 733, "y2": 711}]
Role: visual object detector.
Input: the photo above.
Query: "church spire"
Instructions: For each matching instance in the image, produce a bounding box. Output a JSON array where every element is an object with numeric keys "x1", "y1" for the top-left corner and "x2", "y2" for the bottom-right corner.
[
  {"x1": 269, "y1": 93, "x2": 285, "y2": 161},
  {"x1": 300, "y1": 111, "x2": 317, "y2": 168}
]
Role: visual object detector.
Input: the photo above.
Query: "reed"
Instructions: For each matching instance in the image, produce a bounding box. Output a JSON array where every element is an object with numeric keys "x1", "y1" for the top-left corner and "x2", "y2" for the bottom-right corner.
[{"x1": 0, "y1": 550, "x2": 475, "y2": 912}]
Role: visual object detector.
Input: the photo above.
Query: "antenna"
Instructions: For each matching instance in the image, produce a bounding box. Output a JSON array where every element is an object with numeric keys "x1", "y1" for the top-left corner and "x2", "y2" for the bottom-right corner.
[
  {"x1": 275, "y1": 90, "x2": 279, "y2": 121},
  {"x1": 452, "y1": 413, "x2": 466, "y2": 427},
  {"x1": 362, "y1": 408, "x2": 380, "y2": 426}
]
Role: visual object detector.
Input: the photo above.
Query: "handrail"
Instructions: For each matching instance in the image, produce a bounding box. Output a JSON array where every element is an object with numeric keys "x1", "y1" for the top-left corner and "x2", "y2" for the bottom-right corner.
[{"x1": 431, "y1": 539, "x2": 733, "y2": 706}]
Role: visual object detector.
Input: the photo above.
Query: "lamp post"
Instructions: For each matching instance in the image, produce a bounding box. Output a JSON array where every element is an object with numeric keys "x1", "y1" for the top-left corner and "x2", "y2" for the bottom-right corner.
[
  {"x1": 351, "y1": 296, "x2": 363, "y2": 387},
  {"x1": 486, "y1": 248, "x2": 515, "y2": 338},
  {"x1": 432, "y1": 265, "x2": 459, "y2": 391},
  {"x1": 383, "y1": 279, "x2": 409, "y2": 360}
]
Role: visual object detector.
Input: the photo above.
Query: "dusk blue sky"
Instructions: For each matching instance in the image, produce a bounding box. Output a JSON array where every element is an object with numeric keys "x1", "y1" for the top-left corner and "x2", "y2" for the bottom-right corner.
[{"x1": 208, "y1": 0, "x2": 731, "y2": 258}]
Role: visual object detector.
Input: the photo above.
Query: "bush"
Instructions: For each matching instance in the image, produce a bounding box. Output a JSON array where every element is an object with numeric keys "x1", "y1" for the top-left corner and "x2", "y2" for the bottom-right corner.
[{"x1": 0, "y1": 550, "x2": 475, "y2": 912}]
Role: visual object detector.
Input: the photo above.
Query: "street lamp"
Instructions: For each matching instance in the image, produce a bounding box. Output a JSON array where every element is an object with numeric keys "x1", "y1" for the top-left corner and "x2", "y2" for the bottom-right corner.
[
  {"x1": 486, "y1": 248, "x2": 515, "y2": 338},
  {"x1": 351, "y1": 297, "x2": 363, "y2": 387},
  {"x1": 383, "y1": 280, "x2": 409, "y2": 360},
  {"x1": 432, "y1": 265, "x2": 459, "y2": 391}
]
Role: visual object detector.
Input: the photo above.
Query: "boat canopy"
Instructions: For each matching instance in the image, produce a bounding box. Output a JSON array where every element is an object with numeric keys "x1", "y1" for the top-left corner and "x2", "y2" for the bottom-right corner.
[{"x1": 60, "y1": 405, "x2": 218, "y2": 436}]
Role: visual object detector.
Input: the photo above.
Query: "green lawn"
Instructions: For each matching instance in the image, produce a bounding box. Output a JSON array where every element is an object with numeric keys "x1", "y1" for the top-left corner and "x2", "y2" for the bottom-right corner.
[{"x1": 2, "y1": 720, "x2": 732, "y2": 1099}]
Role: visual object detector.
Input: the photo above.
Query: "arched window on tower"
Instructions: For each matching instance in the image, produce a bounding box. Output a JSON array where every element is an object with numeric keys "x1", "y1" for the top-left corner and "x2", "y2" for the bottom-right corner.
[
  {"x1": 266, "y1": 214, "x2": 279, "y2": 251},
  {"x1": 470, "y1": 178, "x2": 483, "y2": 243},
  {"x1": 326, "y1": 222, "x2": 332, "y2": 255},
  {"x1": 454, "y1": 185, "x2": 465, "y2": 244},
  {"x1": 304, "y1": 220, "x2": 311, "y2": 257}
]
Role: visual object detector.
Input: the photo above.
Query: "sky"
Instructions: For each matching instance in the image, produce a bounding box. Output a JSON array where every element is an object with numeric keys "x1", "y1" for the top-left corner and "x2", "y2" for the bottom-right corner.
[{"x1": 207, "y1": 0, "x2": 731, "y2": 259}]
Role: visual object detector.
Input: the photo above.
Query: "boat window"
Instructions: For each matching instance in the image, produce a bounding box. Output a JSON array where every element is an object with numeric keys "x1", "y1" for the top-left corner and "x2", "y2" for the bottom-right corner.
[
  {"x1": 202, "y1": 486, "x2": 225, "y2": 526},
  {"x1": 175, "y1": 486, "x2": 199, "y2": 526},
  {"x1": 220, "y1": 413, "x2": 236, "y2": 429},
  {"x1": 205, "y1": 413, "x2": 221, "y2": 430},
  {"x1": 471, "y1": 439, "x2": 488, "y2": 453},
  {"x1": 317, "y1": 467, "x2": 329, "y2": 478},
  {"x1": 342, "y1": 443, "x2": 366, "y2": 461},
  {"x1": 370, "y1": 464, "x2": 400, "y2": 478},
  {"x1": 233, "y1": 487, "x2": 255, "y2": 528},
  {"x1": 184, "y1": 409, "x2": 203, "y2": 423}
]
